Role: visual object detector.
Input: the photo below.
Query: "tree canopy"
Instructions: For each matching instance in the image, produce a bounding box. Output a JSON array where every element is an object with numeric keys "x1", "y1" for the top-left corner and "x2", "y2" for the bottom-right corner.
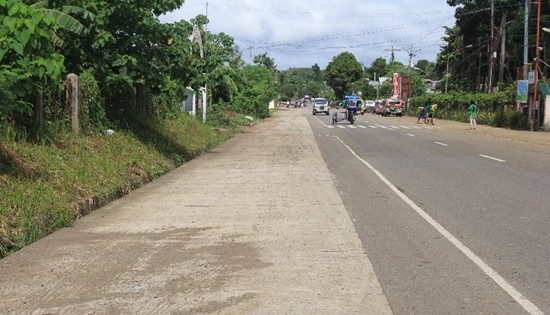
[{"x1": 324, "y1": 52, "x2": 363, "y2": 100}]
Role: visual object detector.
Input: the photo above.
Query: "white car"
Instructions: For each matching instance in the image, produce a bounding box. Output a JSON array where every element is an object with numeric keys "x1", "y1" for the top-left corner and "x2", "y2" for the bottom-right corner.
[
  {"x1": 312, "y1": 98, "x2": 330, "y2": 115},
  {"x1": 365, "y1": 100, "x2": 375, "y2": 112}
]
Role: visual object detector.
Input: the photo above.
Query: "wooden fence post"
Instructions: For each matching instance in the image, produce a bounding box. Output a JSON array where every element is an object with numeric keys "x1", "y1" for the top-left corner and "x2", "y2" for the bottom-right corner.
[{"x1": 66, "y1": 73, "x2": 79, "y2": 134}]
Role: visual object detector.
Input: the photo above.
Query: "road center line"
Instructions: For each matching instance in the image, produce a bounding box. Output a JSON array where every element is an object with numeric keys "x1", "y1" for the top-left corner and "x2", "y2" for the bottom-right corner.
[
  {"x1": 479, "y1": 154, "x2": 506, "y2": 163},
  {"x1": 435, "y1": 142, "x2": 449, "y2": 147},
  {"x1": 334, "y1": 136, "x2": 543, "y2": 315}
]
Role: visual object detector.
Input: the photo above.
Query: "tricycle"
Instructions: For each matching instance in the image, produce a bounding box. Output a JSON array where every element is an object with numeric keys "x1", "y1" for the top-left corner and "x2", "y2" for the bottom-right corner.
[{"x1": 332, "y1": 107, "x2": 356, "y2": 124}]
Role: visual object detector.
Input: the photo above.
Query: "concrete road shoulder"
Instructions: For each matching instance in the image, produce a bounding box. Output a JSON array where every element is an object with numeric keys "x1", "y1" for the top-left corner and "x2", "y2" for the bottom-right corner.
[{"x1": 0, "y1": 110, "x2": 392, "y2": 314}]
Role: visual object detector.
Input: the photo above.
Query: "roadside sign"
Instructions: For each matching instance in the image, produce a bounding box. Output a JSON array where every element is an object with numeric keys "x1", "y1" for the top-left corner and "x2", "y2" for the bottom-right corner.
[{"x1": 516, "y1": 80, "x2": 528, "y2": 103}]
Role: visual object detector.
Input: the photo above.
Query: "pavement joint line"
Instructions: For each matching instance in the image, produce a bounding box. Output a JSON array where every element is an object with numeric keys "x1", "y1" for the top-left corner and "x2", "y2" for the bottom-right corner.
[{"x1": 333, "y1": 135, "x2": 544, "y2": 315}]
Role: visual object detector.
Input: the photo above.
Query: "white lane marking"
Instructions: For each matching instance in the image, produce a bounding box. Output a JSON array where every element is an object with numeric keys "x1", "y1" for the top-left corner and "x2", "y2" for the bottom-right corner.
[
  {"x1": 400, "y1": 126, "x2": 411, "y2": 129},
  {"x1": 407, "y1": 133, "x2": 415, "y2": 137},
  {"x1": 376, "y1": 124, "x2": 388, "y2": 129},
  {"x1": 369, "y1": 126, "x2": 378, "y2": 129},
  {"x1": 435, "y1": 142, "x2": 449, "y2": 147},
  {"x1": 314, "y1": 116, "x2": 330, "y2": 128},
  {"x1": 359, "y1": 125, "x2": 367, "y2": 129},
  {"x1": 327, "y1": 126, "x2": 335, "y2": 129},
  {"x1": 389, "y1": 125, "x2": 399, "y2": 129},
  {"x1": 337, "y1": 125, "x2": 346, "y2": 129},
  {"x1": 411, "y1": 126, "x2": 422, "y2": 129},
  {"x1": 334, "y1": 136, "x2": 543, "y2": 315},
  {"x1": 479, "y1": 154, "x2": 506, "y2": 163},
  {"x1": 348, "y1": 125, "x2": 357, "y2": 129}
]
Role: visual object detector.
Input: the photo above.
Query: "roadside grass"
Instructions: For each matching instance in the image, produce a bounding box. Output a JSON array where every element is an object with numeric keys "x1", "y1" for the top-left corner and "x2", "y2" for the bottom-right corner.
[{"x1": 0, "y1": 110, "x2": 248, "y2": 258}]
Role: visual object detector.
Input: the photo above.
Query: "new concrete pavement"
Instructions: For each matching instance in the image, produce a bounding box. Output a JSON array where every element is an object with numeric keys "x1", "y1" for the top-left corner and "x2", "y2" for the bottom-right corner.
[{"x1": 0, "y1": 109, "x2": 392, "y2": 314}]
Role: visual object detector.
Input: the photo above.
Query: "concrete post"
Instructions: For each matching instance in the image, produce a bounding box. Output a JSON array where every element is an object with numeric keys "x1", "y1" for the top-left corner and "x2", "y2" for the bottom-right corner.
[{"x1": 66, "y1": 74, "x2": 79, "y2": 134}]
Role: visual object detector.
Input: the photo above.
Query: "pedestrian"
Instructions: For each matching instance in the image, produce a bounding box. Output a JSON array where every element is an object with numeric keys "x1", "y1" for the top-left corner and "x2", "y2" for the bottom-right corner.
[
  {"x1": 416, "y1": 106, "x2": 426, "y2": 123},
  {"x1": 468, "y1": 101, "x2": 478, "y2": 130},
  {"x1": 425, "y1": 103, "x2": 436, "y2": 125}
]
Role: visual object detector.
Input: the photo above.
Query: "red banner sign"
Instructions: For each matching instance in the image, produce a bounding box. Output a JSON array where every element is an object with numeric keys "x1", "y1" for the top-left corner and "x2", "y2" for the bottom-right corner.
[{"x1": 392, "y1": 73, "x2": 400, "y2": 99}]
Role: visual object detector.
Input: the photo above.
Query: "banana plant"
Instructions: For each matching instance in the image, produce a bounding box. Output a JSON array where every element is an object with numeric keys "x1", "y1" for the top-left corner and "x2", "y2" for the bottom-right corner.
[{"x1": 29, "y1": 0, "x2": 92, "y2": 47}]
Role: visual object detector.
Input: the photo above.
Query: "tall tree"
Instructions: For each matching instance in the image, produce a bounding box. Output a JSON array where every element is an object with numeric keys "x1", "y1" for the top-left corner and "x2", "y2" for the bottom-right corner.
[
  {"x1": 324, "y1": 52, "x2": 362, "y2": 100},
  {"x1": 253, "y1": 52, "x2": 277, "y2": 73}
]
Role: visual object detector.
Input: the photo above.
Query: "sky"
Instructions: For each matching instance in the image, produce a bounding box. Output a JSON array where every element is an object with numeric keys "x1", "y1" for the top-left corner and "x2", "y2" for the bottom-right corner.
[{"x1": 160, "y1": 0, "x2": 458, "y2": 71}]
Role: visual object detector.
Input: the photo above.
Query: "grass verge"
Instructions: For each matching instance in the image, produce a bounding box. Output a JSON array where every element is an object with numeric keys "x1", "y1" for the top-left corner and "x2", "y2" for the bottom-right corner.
[{"x1": 0, "y1": 111, "x2": 252, "y2": 258}]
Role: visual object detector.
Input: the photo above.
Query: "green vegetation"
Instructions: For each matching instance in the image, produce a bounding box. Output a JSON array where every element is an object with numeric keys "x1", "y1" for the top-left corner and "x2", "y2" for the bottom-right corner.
[
  {"x1": 0, "y1": 0, "x2": 277, "y2": 257},
  {"x1": 408, "y1": 86, "x2": 529, "y2": 130},
  {"x1": 0, "y1": 110, "x2": 252, "y2": 258}
]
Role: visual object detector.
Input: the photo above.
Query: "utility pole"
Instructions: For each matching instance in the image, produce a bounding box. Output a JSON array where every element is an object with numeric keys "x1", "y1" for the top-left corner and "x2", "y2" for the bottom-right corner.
[
  {"x1": 404, "y1": 45, "x2": 421, "y2": 75},
  {"x1": 523, "y1": 0, "x2": 530, "y2": 127},
  {"x1": 488, "y1": 0, "x2": 495, "y2": 93},
  {"x1": 523, "y1": 0, "x2": 529, "y2": 81},
  {"x1": 374, "y1": 72, "x2": 379, "y2": 100},
  {"x1": 533, "y1": 0, "x2": 541, "y2": 131},
  {"x1": 385, "y1": 46, "x2": 401, "y2": 63}
]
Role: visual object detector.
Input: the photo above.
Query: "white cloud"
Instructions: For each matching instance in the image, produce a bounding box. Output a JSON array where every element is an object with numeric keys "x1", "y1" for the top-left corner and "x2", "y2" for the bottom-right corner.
[{"x1": 160, "y1": 0, "x2": 456, "y2": 70}]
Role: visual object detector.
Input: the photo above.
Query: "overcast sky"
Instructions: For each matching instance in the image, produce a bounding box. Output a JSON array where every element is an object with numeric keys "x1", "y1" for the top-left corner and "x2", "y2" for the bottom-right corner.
[{"x1": 160, "y1": 0, "x2": 457, "y2": 70}]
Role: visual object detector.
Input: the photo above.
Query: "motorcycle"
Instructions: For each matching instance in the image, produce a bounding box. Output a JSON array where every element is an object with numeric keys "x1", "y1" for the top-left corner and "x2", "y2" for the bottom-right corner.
[
  {"x1": 346, "y1": 107, "x2": 356, "y2": 124},
  {"x1": 331, "y1": 107, "x2": 356, "y2": 124}
]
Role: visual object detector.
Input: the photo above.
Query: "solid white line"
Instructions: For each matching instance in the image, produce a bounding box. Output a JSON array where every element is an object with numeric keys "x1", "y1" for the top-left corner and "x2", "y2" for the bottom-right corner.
[
  {"x1": 479, "y1": 154, "x2": 506, "y2": 163},
  {"x1": 314, "y1": 116, "x2": 328, "y2": 126},
  {"x1": 334, "y1": 136, "x2": 543, "y2": 315},
  {"x1": 435, "y1": 142, "x2": 449, "y2": 147}
]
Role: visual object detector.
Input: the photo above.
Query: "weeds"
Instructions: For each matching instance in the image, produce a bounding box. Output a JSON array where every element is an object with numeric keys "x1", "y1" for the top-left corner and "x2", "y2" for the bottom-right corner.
[{"x1": 0, "y1": 110, "x2": 247, "y2": 258}]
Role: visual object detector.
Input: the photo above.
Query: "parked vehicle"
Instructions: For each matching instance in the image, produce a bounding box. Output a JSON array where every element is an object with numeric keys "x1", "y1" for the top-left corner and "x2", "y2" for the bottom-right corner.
[
  {"x1": 357, "y1": 99, "x2": 365, "y2": 115},
  {"x1": 386, "y1": 98, "x2": 404, "y2": 116},
  {"x1": 365, "y1": 100, "x2": 375, "y2": 113},
  {"x1": 312, "y1": 97, "x2": 330, "y2": 115},
  {"x1": 375, "y1": 100, "x2": 385, "y2": 115}
]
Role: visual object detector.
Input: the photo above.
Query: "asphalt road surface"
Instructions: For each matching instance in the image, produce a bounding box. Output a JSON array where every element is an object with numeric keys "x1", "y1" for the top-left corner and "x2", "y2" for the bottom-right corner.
[{"x1": 310, "y1": 108, "x2": 549, "y2": 315}]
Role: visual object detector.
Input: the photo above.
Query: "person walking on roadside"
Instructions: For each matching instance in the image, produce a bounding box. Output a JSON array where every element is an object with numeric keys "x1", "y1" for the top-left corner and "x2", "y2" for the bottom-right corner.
[
  {"x1": 425, "y1": 103, "x2": 436, "y2": 125},
  {"x1": 416, "y1": 106, "x2": 426, "y2": 123},
  {"x1": 468, "y1": 101, "x2": 478, "y2": 130}
]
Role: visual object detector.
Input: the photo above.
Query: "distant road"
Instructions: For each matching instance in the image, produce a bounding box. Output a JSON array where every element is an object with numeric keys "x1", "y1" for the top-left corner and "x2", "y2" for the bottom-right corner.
[{"x1": 309, "y1": 109, "x2": 549, "y2": 315}]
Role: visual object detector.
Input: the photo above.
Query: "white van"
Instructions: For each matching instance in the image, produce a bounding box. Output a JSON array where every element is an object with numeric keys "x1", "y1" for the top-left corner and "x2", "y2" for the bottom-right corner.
[{"x1": 312, "y1": 98, "x2": 330, "y2": 115}]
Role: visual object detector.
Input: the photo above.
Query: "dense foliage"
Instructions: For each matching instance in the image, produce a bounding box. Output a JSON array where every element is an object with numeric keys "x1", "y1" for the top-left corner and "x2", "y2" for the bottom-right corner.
[{"x1": 0, "y1": 0, "x2": 275, "y2": 140}]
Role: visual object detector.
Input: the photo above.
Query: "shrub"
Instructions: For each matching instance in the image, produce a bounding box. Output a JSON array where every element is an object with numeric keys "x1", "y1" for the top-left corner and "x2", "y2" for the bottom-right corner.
[{"x1": 80, "y1": 70, "x2": 108, "y2": 133}]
